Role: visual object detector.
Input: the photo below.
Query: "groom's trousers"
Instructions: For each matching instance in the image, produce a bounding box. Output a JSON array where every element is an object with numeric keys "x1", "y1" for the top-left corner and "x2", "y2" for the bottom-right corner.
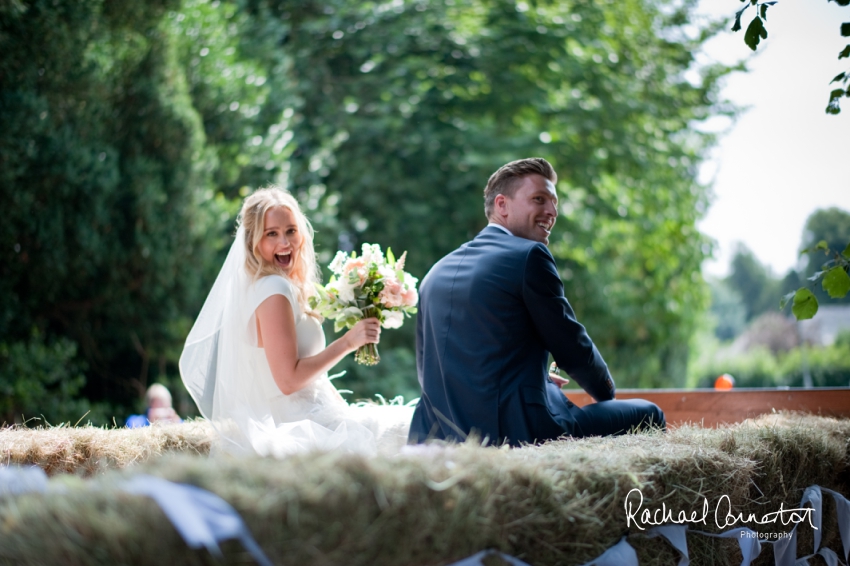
[{"x1": 568, "y1": 398, "x2": 665, "y2": 438}]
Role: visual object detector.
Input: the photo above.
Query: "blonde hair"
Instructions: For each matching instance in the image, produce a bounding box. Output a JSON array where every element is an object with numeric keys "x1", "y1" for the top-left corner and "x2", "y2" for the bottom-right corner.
[
  {"x1": 237, "y1": 187, "x2": 320, "y2": 312},
  {"x1": 145, "y1": 383, "x2": 172, "y2": 407}
]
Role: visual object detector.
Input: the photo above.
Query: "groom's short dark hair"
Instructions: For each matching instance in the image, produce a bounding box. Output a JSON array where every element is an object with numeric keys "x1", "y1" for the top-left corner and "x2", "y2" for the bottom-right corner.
[{"x1": 484, "y1": 158, "x2": 557, "y2": 219}]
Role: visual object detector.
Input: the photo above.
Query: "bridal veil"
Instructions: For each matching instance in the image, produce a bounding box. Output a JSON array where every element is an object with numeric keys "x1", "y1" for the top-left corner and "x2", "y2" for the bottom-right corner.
[{"x1": 179, "y1": 226, "x2": 413, "y2": 457}]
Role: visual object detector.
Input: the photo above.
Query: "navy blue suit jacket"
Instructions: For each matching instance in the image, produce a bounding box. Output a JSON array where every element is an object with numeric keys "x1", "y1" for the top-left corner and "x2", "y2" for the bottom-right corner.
[{"x1": 408, "y1": 225, "x2": 615, "y2": 446}]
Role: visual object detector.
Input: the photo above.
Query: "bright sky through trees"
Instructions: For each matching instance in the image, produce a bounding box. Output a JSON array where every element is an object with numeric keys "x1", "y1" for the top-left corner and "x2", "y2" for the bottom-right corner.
[{"x1": 696, "y1": 0, "x2": 850, "y2": 277}]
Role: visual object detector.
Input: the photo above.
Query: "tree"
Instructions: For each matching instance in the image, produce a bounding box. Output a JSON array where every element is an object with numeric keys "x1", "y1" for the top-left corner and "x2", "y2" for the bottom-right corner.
[
  {"x1": 730, "y1": 0, "x2": 850, "y2": 114},
  {"x1": 801, "y1": 207, "x2": 850, "y2": 275},
  {"x1": 0, "y1": 0, "x2": 231, "y2": 420},
  {"x1": 725, "y1": 244, "x2": 781, "y2": 322},
  {"x1": 707, "y1": 277, "x2": 747, "y2": 341},
  {"x1": 0, "y1": 331, "x2": 93, "y2": 425},
  {"x1": 1, "y1": 0, "x2": 735, "y2": 420},
  {"x1": 248, "y1": 0, "x2": 730, "y2": 388}
]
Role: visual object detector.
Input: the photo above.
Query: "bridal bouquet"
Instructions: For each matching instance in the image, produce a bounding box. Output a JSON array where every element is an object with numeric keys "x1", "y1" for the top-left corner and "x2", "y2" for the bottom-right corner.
[{"x1": 309, "y1": 243, "x2": 419, "y2": 365}]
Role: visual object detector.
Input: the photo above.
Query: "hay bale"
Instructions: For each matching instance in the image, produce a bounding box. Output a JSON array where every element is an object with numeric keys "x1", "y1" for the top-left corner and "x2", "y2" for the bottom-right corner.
[
  {"x1": 0, "y1": 414, "x2": 847, "y2": 566},
  {"x1": 0, "y1": 420, "x2": 213, "y2": 476}
]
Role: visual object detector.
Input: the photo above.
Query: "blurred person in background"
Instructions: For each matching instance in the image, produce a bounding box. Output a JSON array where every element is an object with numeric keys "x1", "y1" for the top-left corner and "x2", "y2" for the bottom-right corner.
[{"x1": 126, "y1": 383, "x2": 182, "y2": 428}]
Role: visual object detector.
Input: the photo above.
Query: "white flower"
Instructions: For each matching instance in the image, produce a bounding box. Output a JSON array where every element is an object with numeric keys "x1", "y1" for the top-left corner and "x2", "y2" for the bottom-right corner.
[
  {"x1": 329, "y1": 278, "x2": 356, "y2": 303},
  {"x1": 377, "y1": 264, "x2": 396, "y2": 280},
  {"x1": 404, "y1": 272, "x2": 419, "y2": 288},
  {"x1": 361, "y1": 243, "x2": 383, "y2": 265},
  {"x1": 381, "y1": 310, "x2": 404, "y2": 329},
  {"x1": 328, "y1": 251, "x2": 349, "y2": 276}
]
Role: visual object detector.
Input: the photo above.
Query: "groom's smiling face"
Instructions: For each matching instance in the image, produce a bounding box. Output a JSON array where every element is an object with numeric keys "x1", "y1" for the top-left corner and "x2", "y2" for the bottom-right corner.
[{"x1": 496, "y1": 174, "x2": 558, "y2": 245}]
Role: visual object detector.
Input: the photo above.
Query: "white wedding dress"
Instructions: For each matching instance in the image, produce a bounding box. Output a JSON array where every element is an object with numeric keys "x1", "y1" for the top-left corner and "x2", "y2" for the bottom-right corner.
[{"x1": 179, "y1": 226, "x2": 414, "y2": 458}]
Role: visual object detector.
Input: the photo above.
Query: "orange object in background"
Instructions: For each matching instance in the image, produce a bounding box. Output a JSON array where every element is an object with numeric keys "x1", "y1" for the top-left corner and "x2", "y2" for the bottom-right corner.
[{"x1": 714, "y1": 373, "x2": 735, "y2": 390}]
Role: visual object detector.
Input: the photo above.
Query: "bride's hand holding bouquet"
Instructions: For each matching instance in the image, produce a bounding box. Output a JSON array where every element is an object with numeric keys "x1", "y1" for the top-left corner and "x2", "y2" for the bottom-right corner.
[{"x1": 310, "y1": 244, "x2": 419, "y2": 365}]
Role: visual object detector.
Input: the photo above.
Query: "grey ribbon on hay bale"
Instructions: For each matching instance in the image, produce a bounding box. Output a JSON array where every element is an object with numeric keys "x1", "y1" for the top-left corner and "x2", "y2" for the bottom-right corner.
[
  {"x1": 2, "y1": 466, "x2": 849, "y2": 566},
  {"x1": 448, "y1": 550, "x2": 532, "y2": 566},
  {"x1": 0, "y1": 466, "x2": 272, "y2": 566},
  {"x1": 122, "y1": 475, "x2": 272, "y2": 566},
  {"x1": 0, "y1": 465, "x2": 48, "y2": 495}
]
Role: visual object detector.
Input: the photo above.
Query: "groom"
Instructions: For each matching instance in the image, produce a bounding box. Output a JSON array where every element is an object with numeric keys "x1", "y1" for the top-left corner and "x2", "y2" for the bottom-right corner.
[{"x1": 408, "y1": 158, "x2": 665, "y2": 446}]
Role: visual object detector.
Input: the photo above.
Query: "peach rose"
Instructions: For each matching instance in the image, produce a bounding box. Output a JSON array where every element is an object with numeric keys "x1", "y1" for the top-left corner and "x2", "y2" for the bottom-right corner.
[
  {"x1": 401, "y1": 287, "x2": 418, "y2": 307},
  {"x1": 379, "y1": 278, "x2": 404, "y2": 308},
  {"x1": 343, "y1": 257, "x2": 366, "y2": 275}
]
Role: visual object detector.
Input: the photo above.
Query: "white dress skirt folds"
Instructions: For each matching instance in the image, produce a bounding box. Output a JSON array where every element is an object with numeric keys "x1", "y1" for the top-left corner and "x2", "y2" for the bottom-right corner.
[{"x1": 179, "y1": 227, "x2": 413, "y2": 458}]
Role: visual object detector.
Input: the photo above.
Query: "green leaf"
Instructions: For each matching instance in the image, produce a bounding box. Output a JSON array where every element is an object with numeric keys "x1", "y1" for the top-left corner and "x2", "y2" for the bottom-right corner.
[
  {"x1": 792, "y1": 288, "x2": 819, "y2": 320},
  {"x1": 832, "y1": 72, "x2": 847, "y2": 84},
  {"x1": 822, "y1": 266, "x2": 850, "y2": 298},
  {"x1": 832, "y1": 0, "x2": 850, "y2": 6},
  {"x1": 842, "y1": 243, "x2": 850, "y2": 257},
  {"x1": 313, "y1": 282, "x2": 330, "y2": 299},
  {"x1": 816, "y1": 240, "x2": 829, "y2": 251},
  {"x1": 827, "y1": 89, "x2": 843, "y2": 114},
  {"x1": 842, "y1": 22, "x2": 850, "y2": 37},
  {"x1": 744, "y1": 16, "x2": 767, "y2": 51},
  {"x1": 386, "y1": 247, "x2": 395, "y2": 266},
  {"x1": 341, "y1": 306, "x2": 362, "y2": 319},
  {"x1": 840, "y1": 45, "x2": 850, "y2": 60},
  {"x1": 731, "y1": 5, "x2": 749, "y2": 32},
  {"x1": 779, "y1": 291, "x2": 795, "y2": 310}
]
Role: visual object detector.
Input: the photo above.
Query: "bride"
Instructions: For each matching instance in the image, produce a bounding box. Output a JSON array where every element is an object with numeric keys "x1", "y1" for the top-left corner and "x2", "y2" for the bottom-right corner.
[{"x1": 179, "y1": 187, "x2": 414, "y2": 457}]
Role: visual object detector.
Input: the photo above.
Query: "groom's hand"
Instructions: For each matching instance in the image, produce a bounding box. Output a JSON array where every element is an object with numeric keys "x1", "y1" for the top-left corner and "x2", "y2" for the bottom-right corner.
[{"x1": 548, "y1": 374, "x2": 569, "y2": 388}]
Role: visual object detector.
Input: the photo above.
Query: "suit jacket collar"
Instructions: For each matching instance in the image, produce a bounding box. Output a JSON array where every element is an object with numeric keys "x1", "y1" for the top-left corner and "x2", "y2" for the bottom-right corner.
[
  {"x1": 486, "y1": 222, "x2": 513, "y2": 236},
  {"x1": 479, "y1": 224, "x2": 513, "y2": 239}
]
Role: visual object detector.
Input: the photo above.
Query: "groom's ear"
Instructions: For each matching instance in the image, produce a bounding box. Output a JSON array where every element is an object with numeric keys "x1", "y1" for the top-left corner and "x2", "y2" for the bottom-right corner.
[{"x1": 493, "y1": 193, "x2": 508, "y2": 217}]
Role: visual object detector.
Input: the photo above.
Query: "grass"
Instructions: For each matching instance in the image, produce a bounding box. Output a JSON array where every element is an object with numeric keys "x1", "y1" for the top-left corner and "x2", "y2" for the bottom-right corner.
[{"x1": 0, "y1": 413, "x2": 848, "y2": 566}]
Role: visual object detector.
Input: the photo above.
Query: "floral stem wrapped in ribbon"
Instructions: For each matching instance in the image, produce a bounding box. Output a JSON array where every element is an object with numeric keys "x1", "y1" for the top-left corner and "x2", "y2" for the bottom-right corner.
[{"x1": 309, "y1": 244, "x2": 419, "y2": 365}]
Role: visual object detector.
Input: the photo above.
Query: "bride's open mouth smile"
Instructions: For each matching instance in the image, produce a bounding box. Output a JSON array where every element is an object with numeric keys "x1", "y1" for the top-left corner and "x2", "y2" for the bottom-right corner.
[{"x1": 275, "y1": 251, "x2": 293, "y2": 269}]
